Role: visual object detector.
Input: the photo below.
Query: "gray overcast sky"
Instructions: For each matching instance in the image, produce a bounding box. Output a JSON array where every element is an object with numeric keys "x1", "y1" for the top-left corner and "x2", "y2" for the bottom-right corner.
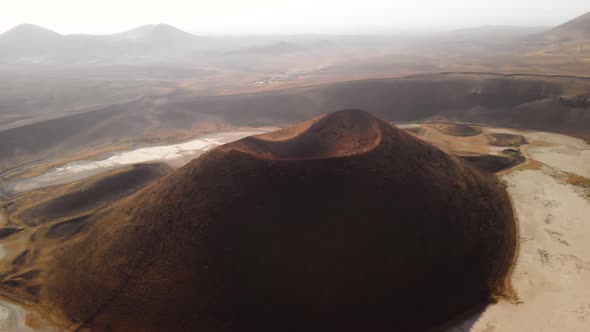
[{"x1": 1, "y1": 0, "x2": 589, "y2": 35}]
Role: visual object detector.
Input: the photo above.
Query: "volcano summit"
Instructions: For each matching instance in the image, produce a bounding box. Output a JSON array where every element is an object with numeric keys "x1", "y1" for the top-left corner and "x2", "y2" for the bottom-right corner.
[{"x1": 39, "y1": 110, "x2": 517, "y2": 331}]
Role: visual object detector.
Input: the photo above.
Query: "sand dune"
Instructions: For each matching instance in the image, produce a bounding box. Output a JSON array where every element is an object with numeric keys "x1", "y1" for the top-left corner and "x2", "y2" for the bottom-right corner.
[{"x1": 449, "y1": 131, "x2": 590, "y2": 332}]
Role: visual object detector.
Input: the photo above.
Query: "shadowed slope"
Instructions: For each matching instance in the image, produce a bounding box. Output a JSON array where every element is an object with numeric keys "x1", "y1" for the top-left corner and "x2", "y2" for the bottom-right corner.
[
  {"x1": 40, "y1": 110, "x2": 516, "y2": 332},
  {"x1": 21, "y1": 163, "x2": 171, "y2": 223},
  {"x1": 459, "y1": 151, "x2": 525, "y2": 173},
  {"x1": 487, "y1": 133, "x2": 529, "y2": 147}
]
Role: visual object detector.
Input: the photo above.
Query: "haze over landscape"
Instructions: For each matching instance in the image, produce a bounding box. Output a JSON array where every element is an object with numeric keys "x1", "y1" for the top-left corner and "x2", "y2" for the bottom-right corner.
[
  {"x1": 0, "y1": 1, "x2": 589, "y2": 331},
  {"x1": 1, "y1": 0, "x2": 590, "y2": 34}
]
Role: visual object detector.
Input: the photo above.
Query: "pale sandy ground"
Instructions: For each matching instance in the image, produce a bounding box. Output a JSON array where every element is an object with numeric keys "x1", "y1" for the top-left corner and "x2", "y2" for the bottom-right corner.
[
  {"x1": 0, "y1": 229, "x2": 53, "y2": 331},
  {"x1": 397, "y1": 124, "x2": 511, "y2": 157},
  {"x1": 525, "y1": 132, "x2": 590, "y2": 179},
  {"x1": 0, "y1": 301, "x2": 30, "y2": 332},
  {"x1": 0, "y1": 215, "x2": 6, "y2": 260},
  {"x1": 448, "y1": 130, "x2": 590, "y2": 332},
  {"x1": 395, "y1": 124, "x2": 422, "y2": 129},
  {"x1": 0, "y1": 300, "x2": 52, "y2": 332}
]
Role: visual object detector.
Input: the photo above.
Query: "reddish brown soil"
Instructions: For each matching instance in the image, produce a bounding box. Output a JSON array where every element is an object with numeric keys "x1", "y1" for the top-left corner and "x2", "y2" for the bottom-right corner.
[
  {"x1": 229, "y1": 111, "x2": 381, "y2": 160},
  {"x1": 438, "y1": 124, "x2": 482, "y2": 137},
  {"x1": 40, "y1": 110, "x2": 516, "y2": 332}
]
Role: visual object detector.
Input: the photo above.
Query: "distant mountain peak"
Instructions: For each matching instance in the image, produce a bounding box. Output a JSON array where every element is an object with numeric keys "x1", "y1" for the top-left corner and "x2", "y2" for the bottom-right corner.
[
  {"x1": 0, "y1": 22, "x2": 201, "y2": 64},
  {"x1": 152, "y1": 23, "x2": 182, "y2": 31},
  {"x1": 0, "y1": 23, "x2": 61, "y2": 41},
  {"x1": 116, "y1": 23, "x2": 197, "y2": 42},
  {"x1": 131, "y1": 23, "x2": 181, "y2": 33}
]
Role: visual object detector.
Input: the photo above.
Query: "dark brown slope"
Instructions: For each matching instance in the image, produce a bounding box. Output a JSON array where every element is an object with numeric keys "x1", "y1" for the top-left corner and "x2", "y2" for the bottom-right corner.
[
  {"x1": 20, "y1": 163, "x2": 171, "y2": 224},
  {"x1": 40, "y1": 110, "x2": 516, "y2": 332}
]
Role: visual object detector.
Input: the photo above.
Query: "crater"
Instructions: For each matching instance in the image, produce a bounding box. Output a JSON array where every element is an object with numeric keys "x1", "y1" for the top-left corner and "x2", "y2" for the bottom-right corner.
[{"x1": 226, "y1": 110, "x2": 382, "y2": 160}]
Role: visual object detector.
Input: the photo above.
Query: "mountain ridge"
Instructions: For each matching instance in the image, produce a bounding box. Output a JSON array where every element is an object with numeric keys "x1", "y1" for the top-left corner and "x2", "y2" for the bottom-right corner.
[
  {"x1": 0, "y1": 22, "x2": 202, "y2": 63},
  {"x1": 0, "y1": 23, "x2": 62, "y2": 40},
  {"x1": 541, "y1": 11, "x2": 590, "y2": 41},
  {"x1": 0, "y1": 22, "x2": 196, "y2": 38}
]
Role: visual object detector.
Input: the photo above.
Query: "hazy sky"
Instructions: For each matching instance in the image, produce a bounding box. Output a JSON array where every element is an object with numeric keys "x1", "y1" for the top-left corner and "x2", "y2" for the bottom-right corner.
[{"x1": 1, "y1": 0, "x2": 589, "y2": 35}]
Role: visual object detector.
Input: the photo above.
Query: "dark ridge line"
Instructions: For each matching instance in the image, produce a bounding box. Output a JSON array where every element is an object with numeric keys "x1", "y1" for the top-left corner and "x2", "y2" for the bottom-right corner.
[{"x1": 434, "y1": 71, "x2": 590, "y2": 81}]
